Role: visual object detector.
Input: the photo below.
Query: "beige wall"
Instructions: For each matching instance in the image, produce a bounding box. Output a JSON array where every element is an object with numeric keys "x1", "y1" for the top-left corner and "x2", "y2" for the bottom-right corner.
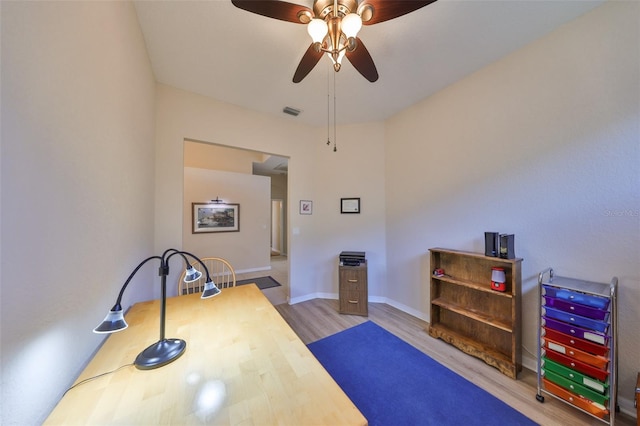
[
  {"x1": 384, "y1": 1, "x2": 639, "y2": 410},
  {"x1": 1, "y1": 2, "x2": 156, "y2": 424},
  {"x1": 183, "y1": 140, "x2": 289, "y2": 267},
  {"x1": 183, "y1": 167, "x2": 271, "y2": 286},
  {"x1": 184, "y1": 140, "x2": 265, "y2": 174},
  {"x1": 154, "y1": 85, "x2": 388, "y2": 303}
]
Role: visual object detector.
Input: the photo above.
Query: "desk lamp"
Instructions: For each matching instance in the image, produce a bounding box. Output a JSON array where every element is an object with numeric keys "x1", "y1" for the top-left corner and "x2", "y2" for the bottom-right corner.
[{"x1": 93, "y1": 248, "x2": 221, "y2": 369}]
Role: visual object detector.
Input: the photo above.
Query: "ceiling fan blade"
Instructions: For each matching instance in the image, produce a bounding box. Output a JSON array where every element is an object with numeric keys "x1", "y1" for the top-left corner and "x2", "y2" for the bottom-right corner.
[
  {"x1": 345, "y1": 38, "x2": 378, "y2": 82},
  {"x1": 293, "y1": 43, "x2": 323, "y2": 83},
  {"x1": 231, "y1": 0, "x2": 312, "y2": 24},
  {"x1": 360, "y1": 0, "x2": 438, "y2": 25}
]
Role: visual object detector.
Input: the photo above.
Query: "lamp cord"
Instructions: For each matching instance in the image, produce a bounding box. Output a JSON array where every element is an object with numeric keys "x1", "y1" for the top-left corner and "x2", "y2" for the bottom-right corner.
[{"x1": 61, "y1": 363, "x2": 134, "y2": 397}]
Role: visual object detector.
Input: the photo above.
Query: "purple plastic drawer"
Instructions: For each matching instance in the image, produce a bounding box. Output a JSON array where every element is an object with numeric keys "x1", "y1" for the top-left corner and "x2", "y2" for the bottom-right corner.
[
  {"x1": 543, "y1": 307, "x2": 608, "y2": 333},
  {"x1": 543, "y1": 296, "x2": 608, "y2": 321},
  {"x1": 542, "y1": 285, "x2": 609, "y2": 310},
  {"x1": 543, "y1": 317, "x2": 608, "y2": 346}
]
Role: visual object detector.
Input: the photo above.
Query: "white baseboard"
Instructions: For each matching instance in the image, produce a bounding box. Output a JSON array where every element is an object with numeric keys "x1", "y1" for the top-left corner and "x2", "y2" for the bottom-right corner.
[
  {"x1": 289, "y1": 292, "x2": 336, "y2": 305},
  {"x1": 288, "y1": 293, "x2": 428, "y2": 321},
  {"x1": 235, "y1": 266, "x2": 271, "y2": 275},
  {"x1": 370, "y1": 296, "x2": 429, "y2": 322}
]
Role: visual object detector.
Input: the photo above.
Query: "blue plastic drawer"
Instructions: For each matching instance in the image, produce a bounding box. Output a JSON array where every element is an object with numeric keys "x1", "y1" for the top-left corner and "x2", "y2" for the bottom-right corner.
[
  {"x1": 543, "y1": 307, "x2": 608, "y2": 332},
  {"x1": 543, "y1": 317, "x2": 608, "y2": 346},
  {"x1": 543, "y1": 285, "x2": 609, "y2": 310},
  {"x1": 543, "y1": 296, "x2": 609, "y2": 321}
]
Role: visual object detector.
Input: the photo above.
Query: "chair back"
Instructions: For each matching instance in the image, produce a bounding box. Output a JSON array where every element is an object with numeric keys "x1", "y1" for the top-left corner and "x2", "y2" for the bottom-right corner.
[{"x1": 178, "y1": 257, "x2": 236, "y2": 295}]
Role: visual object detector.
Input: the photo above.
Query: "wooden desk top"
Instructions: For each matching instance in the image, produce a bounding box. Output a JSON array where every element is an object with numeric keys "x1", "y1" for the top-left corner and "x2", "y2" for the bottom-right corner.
[{"x1": 45, "y1": 285, "x2": 367, "y2": 425}]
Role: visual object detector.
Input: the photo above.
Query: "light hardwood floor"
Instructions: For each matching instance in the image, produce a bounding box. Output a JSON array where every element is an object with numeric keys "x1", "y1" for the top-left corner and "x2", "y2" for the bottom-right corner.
[
  {"x1": 274, "y1": 298, "x2": 635, "y2": 426},
  {"x1": 234, "y1": 255, "x2": 289, "y2": 305}
]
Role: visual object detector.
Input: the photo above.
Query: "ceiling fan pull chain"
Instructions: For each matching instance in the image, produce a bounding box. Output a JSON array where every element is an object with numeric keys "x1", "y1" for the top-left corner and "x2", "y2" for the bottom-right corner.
[
  {"x1": 327, "y1": 67, "x2": 331, "y2": 146},
  {"x1": 333, "y1": 70, "x2": 337, "y2": 152}
]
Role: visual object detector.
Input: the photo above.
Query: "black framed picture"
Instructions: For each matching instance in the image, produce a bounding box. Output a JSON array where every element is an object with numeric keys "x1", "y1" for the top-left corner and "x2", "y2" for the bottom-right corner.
[
  {"x1": 192, "y1": 202, "x2": 240, "y2": 233},
  {"x1": 340, "y1": 197, "x2": 360, "y2": 214}
]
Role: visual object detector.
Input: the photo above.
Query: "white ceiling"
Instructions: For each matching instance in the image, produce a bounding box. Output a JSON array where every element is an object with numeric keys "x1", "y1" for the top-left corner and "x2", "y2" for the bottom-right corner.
[{"x1": 133, "y1": 0, "x2": 605, "y2": 127}]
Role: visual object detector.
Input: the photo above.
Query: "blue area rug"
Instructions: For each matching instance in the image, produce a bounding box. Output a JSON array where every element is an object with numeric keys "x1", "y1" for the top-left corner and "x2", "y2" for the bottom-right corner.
[{"x1": 308, "y1": 321, "x2": 537, "y2": 426}]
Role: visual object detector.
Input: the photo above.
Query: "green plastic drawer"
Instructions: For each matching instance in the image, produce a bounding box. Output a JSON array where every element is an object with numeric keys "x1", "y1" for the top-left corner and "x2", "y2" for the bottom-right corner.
[
  {"x1": 544, "y1": 369, "x2": 609, "y2": 406},
  {"x1": 543, "y1": 357, "x2": 608, "y2": 394}
]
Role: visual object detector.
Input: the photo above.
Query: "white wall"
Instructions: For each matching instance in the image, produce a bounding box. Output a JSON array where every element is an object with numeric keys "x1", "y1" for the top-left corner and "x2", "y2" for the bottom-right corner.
[
  {"x1": 385, "y1": 1, "x2": 639, "y2": 411},
  {"x1": 184, "y1": 140, "x2": 265, "y2": 174},
  {"x1": 154, "y1": 85, "x2": 388, "y2": 303},
  {"x1": 0, "y1": 2, "x2": 157, "y2": 424},
  {"x1": 305, "y1": 122, "x2": 388, "y2": 300},
  {"x1": 183, "y1": 167, "x2": 271, "y2": 286}
]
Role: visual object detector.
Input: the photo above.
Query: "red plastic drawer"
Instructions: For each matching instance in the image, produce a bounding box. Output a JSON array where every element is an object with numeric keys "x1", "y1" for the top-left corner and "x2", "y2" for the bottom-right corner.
[
  {"x1": 543, "y1": 378, "x2": 609, "y2": 419},
  {"x1": 543, "y1": 337, "x2": 608, "y2": 369},
  {"x1": 545, "y1": 349, "x2": 609, "y2": 381},
  {"x1": 543, "y1": 357, "x2": 608, "y2": 394},
  {"x1": 543, "y1": 296, "x2": 608, "y2": 321},
  {"x1": 543, "y1": 327, "x2": 608, "y2": 357}
]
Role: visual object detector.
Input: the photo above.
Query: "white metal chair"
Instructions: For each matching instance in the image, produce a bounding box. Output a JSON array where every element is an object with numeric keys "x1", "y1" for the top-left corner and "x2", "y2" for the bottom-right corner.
[{"x1": 178, "y1": 257, "x2": 236, "y2": 295}]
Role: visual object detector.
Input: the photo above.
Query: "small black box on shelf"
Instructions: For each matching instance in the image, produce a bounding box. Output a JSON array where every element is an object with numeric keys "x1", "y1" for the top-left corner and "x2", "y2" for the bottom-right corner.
[
  {"x1": 484, "y1": 232, "x2": 499, "y2": 257},
  {"x1": 500, "y1": 234, "x2": 515, "y2": 259}
]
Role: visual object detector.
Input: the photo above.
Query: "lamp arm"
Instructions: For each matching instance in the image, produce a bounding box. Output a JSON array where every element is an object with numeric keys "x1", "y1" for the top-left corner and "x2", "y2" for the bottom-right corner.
[
  {"x1": 161, "y1": 248, "x2": 179, "y2": 259},
  {"x1": 163, "y1": 249, "x2": 195, "y2": 277},
  {"x1": 176, "y1": 250, "x2": 213, "y2": 282},
  {"x1": 112, "y1": 255, "x2": 162, "y2": 309}
]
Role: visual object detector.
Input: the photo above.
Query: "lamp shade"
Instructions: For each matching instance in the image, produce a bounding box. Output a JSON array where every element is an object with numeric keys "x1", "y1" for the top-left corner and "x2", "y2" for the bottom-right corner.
[
  {"x1": 93, "y1": 307, "x2": 128, "y2": 333},
  {"x1": 491, "y1": 267, "x2": 506, "y2": 292},
  {"x1": 307, "y1": 18, "x2": 328, "y2": 44},
  {"x1": 341, "y1": 13, "x2": 362, "y2": 39},
  {"x1": 184, "y1": 266, "x2": 203, "y2": 283},
  {"x1": 491, "y1": 267, "x2": 506, "y2": 283},
  {"x1": 201, "y1": 280, "x2": 221, "y2": 299}
]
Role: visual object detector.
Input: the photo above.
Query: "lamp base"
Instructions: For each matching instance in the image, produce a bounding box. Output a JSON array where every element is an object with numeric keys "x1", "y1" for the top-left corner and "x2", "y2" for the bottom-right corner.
[{"x1": 134, "y1": 338, "x2": 186, "y2": 370}]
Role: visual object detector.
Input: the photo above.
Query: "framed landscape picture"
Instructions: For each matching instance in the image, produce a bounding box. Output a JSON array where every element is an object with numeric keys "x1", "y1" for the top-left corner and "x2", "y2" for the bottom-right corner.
[{"x1": 192, "y1": 203, "x2": 239, "y2": 233}]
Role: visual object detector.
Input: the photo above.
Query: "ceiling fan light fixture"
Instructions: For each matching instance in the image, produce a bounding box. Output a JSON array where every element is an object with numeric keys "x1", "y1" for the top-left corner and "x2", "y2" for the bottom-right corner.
[
  {"x1": 341, "y1": 13, "x2": 362, "y2": 39},
  {"x1": 357, "y1": 3, "x2": 374, "y2": 23},
  {"x1": 327, "y1": 43, "x2": 346, "y2": 69},
  {"x1": 307, "y1": 18, "x2": 328, "y2": 44},
  {"x1": 297, "y1": 10, "x2": 313, "y2": 24},
  {"x1": 231, "y1": 0, "x2": 437, "y2": 83}
]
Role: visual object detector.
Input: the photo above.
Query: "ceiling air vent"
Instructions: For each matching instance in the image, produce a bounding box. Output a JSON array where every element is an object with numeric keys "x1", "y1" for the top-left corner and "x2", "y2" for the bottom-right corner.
[{"x1": 282, "y1": 106, "x2": 301, "y2": 117}]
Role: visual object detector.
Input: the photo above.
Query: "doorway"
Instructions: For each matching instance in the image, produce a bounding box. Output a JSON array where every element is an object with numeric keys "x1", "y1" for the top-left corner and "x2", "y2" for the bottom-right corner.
[{"x1": 271, "y1": 199, "x2": 284, "y2": 255}]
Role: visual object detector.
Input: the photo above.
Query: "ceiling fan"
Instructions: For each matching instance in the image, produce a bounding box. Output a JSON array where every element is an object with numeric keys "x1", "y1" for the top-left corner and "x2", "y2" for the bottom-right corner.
[{"x1": 231, "y1": 0, "x2": 438, "y2": 83}]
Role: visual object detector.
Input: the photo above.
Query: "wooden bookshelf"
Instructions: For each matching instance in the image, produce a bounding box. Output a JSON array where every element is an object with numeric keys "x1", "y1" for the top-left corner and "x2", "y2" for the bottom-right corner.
[{"x1": 428, "y1": 248, "x2": 523, "y2": 379}]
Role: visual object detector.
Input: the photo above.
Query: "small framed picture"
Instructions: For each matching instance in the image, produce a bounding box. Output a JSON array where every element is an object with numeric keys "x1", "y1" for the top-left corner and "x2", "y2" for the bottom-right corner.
[
  {"x1": 340, "y1": 197, "x2": 360, "y2": 214},
  {"x1": 192, "y1": 202, "x2": 240, "y2": 233},
  {"x1": 300, "y1": 200, "x2": 313, "y2": 215}
]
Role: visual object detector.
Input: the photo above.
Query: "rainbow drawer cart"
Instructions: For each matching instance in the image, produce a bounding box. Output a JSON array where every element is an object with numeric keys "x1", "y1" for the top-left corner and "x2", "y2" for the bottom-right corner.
[{"x1": 536, "y1": 268, "x2": 618, "y2": 425}]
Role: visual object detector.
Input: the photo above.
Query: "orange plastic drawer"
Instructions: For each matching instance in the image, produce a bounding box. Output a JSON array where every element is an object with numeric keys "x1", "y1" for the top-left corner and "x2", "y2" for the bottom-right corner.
[
  {"x1": 543, "y1": 337, "x2": 608, "y2": 369},
  {"x1": 543, "y1": 378, "x2": 609, "y2": 419},
  {"x1": 543, "y1": 327, "x2": 608, "y2": 357}
]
